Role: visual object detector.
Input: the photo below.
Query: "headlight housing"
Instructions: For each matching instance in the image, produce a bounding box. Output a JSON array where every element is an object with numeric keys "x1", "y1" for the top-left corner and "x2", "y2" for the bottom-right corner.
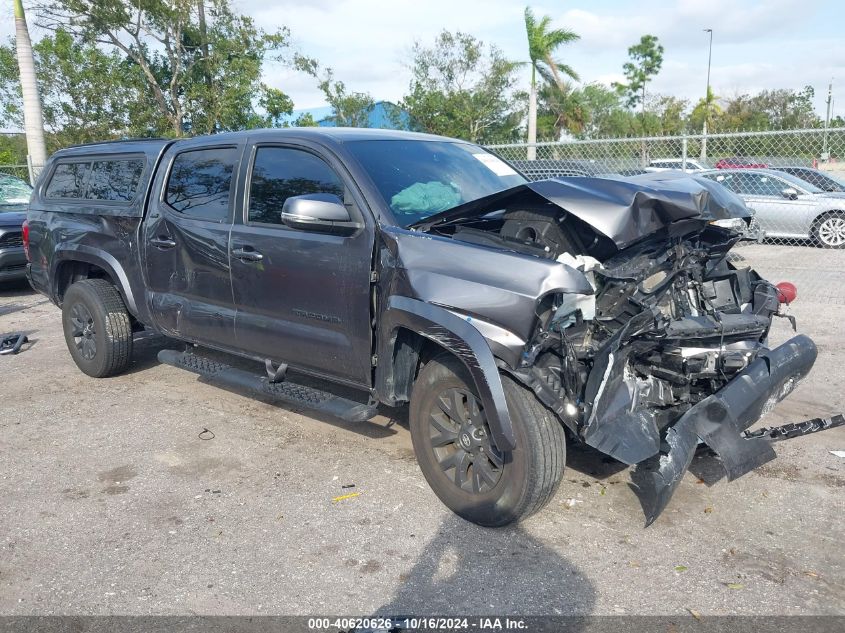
[{"x1": 710, "y1": 217, "x2": 747, "y2": 233}]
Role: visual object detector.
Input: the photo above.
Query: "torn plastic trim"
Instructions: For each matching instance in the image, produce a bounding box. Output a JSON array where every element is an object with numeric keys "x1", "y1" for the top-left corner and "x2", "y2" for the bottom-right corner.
[
  {"x1": 633, "y1": 334, "x2": 817, "y2": 525},
  {"x1": 742, "y1": 413, "x2": 844, "y2": 442},
  {"x1": 381, "y1": 295, "x2": 516, "y2": 451},
  {"x1": 443, "y1": 308, "x2": 527, "y2": 369}
]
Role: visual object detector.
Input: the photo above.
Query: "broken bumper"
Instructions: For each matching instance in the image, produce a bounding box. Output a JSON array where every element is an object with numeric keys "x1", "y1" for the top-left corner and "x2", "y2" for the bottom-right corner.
[{"x1": 633, "y1": 334, "x2": 818, "y2": 525}]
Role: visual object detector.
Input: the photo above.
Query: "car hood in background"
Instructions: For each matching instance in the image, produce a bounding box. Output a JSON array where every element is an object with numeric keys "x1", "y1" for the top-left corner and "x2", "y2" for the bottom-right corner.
[
  {"x1": 413, "y1": 174, "x2": 750, "y2": 250},
  {"x1": 0, "y1": 209, "x2": 27, "y2": 226}
]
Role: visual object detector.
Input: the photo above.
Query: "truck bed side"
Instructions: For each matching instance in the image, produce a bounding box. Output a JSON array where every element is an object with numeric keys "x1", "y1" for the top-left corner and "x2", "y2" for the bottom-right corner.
[{"x1": 27, "y1": 140, "x2": 171, "y2": 326}]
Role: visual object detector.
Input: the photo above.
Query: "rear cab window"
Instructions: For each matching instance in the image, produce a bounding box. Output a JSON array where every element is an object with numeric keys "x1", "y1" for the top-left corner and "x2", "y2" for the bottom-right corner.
[{"x1": 45, "y1": 156, "x2": 146, "y2": 202}]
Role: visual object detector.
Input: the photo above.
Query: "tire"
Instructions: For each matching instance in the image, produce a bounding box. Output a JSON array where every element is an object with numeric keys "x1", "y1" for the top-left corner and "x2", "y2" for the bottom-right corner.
[
  {"x1": 812, "y1": 211, "x2": 845, "y2": 249},
  {"x1": 409, "y1": 354, "x2": 566, "y2": 527},
  {"x1": 62, "y1": 279, "x2": 133, "y2": 378}
]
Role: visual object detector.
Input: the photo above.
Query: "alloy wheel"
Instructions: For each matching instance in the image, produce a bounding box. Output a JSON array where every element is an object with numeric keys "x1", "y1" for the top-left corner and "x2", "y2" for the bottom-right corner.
[
  {"x1": 427, "y1": 388, "x2": 504, "y2": 494},
  {"x1": 69, "y1": 302, "x2": 97, "y2": 360},
  {"x1": 818, "y1": 216, "x2": 845, "y2": 247}
]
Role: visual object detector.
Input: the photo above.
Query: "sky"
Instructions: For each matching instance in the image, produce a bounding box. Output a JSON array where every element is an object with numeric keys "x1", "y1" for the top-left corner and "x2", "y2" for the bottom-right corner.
[{"x1": 3, "y1": 0, "x2": 845, "y2": 122}]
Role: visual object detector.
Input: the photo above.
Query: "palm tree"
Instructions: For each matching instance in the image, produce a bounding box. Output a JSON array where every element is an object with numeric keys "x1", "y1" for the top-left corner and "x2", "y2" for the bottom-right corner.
[
  {"x1": 14, "y1": 0, "x2": 47, "y2": 179},
  {"x1": 540, "y1": 80, "x2": 587, "y2": 140},
  {"x1": 524, "y1": 7, "x2": 579, "y2": 159}
]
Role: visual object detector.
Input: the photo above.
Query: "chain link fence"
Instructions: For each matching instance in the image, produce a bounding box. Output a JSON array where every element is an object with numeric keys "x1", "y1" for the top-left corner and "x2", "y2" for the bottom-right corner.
[
  {"x1": 0, "y1": 164, "x2": 32, "y2": 182},
  {"x1": 487, "y1": 128, "x2": 845, "y2": 304},
  {"x1": 1, "y1": 131, "x2": 33, "y2": 184}
]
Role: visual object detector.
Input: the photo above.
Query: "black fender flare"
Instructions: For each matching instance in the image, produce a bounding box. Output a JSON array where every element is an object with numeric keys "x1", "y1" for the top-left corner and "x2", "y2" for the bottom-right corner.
[
  {"x1": 377, "y1": 296, "x2": 515, "y2": 451},
  {"x1": 51, "y1": 246, "x2": 139, "y2": 316}
]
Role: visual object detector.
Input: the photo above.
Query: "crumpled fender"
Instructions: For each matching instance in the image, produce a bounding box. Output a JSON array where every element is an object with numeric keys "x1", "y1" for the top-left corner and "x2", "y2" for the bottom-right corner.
[{"x1": 378, "y1": 295, "x2": 516, "y2": 451}]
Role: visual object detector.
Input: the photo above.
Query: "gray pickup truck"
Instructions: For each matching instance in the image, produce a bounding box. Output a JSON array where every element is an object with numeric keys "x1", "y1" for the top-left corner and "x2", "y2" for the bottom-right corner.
[{"x1": 25, "y1": 128, "x2": 832, "y2": 526}]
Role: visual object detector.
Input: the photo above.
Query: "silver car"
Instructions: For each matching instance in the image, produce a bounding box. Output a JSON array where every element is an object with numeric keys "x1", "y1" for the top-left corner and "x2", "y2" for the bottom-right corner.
[{"x1": 700, "y1": 169, "x2": 845, "y2": 248}]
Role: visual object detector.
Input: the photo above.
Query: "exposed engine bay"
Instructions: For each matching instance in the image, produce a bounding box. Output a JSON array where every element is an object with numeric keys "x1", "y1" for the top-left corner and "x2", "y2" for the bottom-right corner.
[{"x1": 413, "y1": 176, "x2": 820, "y2": 524}]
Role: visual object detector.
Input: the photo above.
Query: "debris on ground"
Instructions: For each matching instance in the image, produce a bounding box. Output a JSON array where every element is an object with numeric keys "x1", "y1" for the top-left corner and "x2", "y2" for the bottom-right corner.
[
  {"x1": 687, "y1": 608, "x2": 702, "y2": 621},
  {"x1": 0, "y1": 332, "x2": 28, "y2": 355},
  {"x1": 830, "y1": 451, "x2": 845, "y2": 458},
  {"x1": 562, "y1": 498, "x2": 583, "y2": 508},
  {"x1": 332, "y1": 492, "x2": 361, "y2": 503}
]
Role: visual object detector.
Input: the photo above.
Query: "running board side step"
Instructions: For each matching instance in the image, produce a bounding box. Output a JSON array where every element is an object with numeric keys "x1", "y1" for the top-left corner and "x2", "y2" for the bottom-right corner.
[{"x1": 157, "y1": 350, "x2": 378, "y2": 423}]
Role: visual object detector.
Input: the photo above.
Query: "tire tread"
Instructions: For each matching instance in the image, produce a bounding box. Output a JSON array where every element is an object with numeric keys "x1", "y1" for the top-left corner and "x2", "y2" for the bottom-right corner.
[{"x1": 63, "y1": 279, "x2": 133, "y2": 377}]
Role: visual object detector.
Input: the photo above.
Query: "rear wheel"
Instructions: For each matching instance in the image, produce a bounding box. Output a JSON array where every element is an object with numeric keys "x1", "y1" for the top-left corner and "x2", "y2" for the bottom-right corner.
[
  {"x1": 812, "y1": 211, "x2": 845, "y2": 248},
  {"x1": 62, "y1": 279, "x2": 133, "y2": 377},
  {"x1": 409, "y1": 354, "x2": 566, "y2": 527}
]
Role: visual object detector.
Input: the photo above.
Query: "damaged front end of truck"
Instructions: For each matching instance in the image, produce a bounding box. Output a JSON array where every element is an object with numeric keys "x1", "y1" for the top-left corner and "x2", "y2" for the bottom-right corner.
[{"x1": 402, "y1": 175, "x2": 826, "y2": 524}]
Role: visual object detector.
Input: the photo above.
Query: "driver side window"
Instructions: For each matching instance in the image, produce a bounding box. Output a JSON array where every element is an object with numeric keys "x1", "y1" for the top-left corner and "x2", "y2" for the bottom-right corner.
[
  {"x1": 747, "y1": 174, "x2": 785, "y2": 196},
  {"x1": 248, "y1": 147, "x2": 344, "y2": 225}
]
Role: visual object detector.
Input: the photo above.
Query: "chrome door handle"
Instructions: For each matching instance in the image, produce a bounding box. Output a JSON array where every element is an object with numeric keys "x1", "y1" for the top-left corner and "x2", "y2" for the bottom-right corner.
[
  {"x1": 232, "y1": 247, "x2": 264, "y2": 262},
  {"x1": 150, "y1": 236, "x2": 176, "y2": 249}
]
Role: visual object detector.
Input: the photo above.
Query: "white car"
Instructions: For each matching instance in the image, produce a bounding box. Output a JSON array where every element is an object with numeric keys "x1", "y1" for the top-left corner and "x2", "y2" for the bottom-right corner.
[{"x1": 646, "y1": 158, "x2": 708, "y2": 173}]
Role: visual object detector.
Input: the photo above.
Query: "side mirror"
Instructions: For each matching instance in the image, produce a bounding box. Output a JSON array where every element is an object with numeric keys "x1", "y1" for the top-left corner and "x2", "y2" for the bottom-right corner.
[
  {"x1": 781, "y1": 187, "x2": 799, "y2": 200},
  {"x1": 281, "y1": 193, "x2": 361, "y2": 235}
]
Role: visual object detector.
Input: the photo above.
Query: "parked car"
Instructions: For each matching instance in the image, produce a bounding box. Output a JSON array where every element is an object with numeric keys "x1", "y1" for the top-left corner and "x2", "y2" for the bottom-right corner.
[
  {"x1": 26, "y1": 129, "x2": 825, "y2": 527},
  {"x1": 700, "y1": 168, "x2": 845, "y2": 247},
  {"x1": 0, "y1": 174, "x2": 32, "y2": 283},
  {"x1": 772, "y1": 166, "x2": 845, "y2": 193},
  {"x1": 715, "y1": 156, "x2": 769, "y2": 169},
  {"x1": 645, "y1": 158, "x2": 708, "y2": 172},
  {"x1": 626, "y1": 170, "x2": 763, "y2": 241},
  {"x1": 510, "y1": 158, "x2": 609, "y2": 180}
]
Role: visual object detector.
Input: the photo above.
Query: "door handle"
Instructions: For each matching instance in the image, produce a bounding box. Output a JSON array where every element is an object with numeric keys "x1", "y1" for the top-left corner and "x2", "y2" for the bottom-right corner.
[
  {"x1": 150, "y1": 236, "x2": 176, "y2": 249},
  {"x1": 231, "y1": 247, "x2": 264, "y2": 262}
]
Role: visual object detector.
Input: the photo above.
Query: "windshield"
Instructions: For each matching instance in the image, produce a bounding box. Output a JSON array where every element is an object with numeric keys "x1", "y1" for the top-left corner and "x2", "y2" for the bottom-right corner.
[
  {"x1": 775, "y1": 171, "x2": 823, "y2": 193},
  {"x1": 345, "y1": 140, "x2": 525, "y2": 227},
  {"x1": 0, "y1": 175, "x2": 32, "y2": 209}
]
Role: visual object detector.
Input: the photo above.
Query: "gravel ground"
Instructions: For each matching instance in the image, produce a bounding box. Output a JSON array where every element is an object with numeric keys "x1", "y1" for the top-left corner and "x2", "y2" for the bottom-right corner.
[{"x1": 0, "y1": 246, "x2": 843, "y2": 616}]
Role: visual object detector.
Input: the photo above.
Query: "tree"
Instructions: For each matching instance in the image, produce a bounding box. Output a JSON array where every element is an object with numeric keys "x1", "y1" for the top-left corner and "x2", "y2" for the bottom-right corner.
[
  {"x1": 643, "y1": 94, "x2": 688, "y2": 136},
  {"x1": 687, "y1": 87, "x2": 821, "y2": 133},
  {"x1": 615, "y1": 35, "x2": 664, "y2": 114},
  {"x1": 13, "y1": 0, "x2": 46, "y2": 172},
  {"x1": 537, "y1": 80, "x2": 587, "y2": 140},
  {"x1": 34, "y1": 0, "x2": 308, "y2": 136},
  {"x1": 688, "y1": 86, "x2": 722, "y2": 132},
  {"x1": 317, "y1": 68, "x2": 374, "y2": 127},
  {"x1": 401, "y1": 31, "x2": 522, "y2": 143},
  {"x1": 0, "y1": 29, "x2": 154, "y2": 147},
  {"x1": 574, "y1": 83, "x2": 638, "y2": 138},
  {"x1": 523, "y1": 7, "x2": 579, "y2": 156}
]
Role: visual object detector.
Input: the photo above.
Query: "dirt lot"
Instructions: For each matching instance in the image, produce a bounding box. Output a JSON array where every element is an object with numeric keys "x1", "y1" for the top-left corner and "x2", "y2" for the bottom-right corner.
[{"x1": 1, "y1": 245, "x2": 844, "y2": 617}]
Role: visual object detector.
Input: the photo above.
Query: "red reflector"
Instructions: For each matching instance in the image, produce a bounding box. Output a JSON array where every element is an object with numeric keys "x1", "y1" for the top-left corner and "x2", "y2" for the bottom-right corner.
[
  {"x1": 21, "y1": 219, "x2": 30, "y2": 262},
  {"x1": 776, "y1": 281, "x2": 797, "y2": 304}
]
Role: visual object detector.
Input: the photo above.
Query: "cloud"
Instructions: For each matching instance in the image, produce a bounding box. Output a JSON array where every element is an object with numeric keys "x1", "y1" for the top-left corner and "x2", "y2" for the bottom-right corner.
[
  {"x1": 559, "y1": 0, "x2": 811, "y2": 51},
  {"x1": 4, "y1": 0, "x2": 844, "y2": 120}
]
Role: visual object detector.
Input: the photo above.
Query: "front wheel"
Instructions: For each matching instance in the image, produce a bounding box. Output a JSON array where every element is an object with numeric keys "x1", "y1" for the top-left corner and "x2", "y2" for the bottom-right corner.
[
  {"x1": 409, "y1": 354, "x2": 566, "y2": 527},
  {"x1": 812, "y1": 211, "x2": 845, "y2": 248}
]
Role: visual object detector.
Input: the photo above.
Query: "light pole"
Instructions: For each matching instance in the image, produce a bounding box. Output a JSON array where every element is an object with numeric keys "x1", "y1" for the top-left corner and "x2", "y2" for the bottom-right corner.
[{"x1": 701, "y1": 28, "x2": 713, "y2": 162}]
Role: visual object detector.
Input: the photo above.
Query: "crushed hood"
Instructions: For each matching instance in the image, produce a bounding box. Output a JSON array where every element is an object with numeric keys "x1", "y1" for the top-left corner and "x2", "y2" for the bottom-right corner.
[{"x1": 413, "y1": 175, "x2": 750, "y2": 250}]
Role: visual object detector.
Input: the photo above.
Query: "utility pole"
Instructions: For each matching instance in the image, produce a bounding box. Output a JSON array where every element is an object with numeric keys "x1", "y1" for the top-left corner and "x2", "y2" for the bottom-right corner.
[
  {"x1": 822, "y1": 80, "x2": 833, "y2": 163},
  {"x1": 700, "y1": 28, "x2": 713, "y2": 162},
  {"x1": 13, "y1": 0, "x2": 47, "y2": 180}
]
